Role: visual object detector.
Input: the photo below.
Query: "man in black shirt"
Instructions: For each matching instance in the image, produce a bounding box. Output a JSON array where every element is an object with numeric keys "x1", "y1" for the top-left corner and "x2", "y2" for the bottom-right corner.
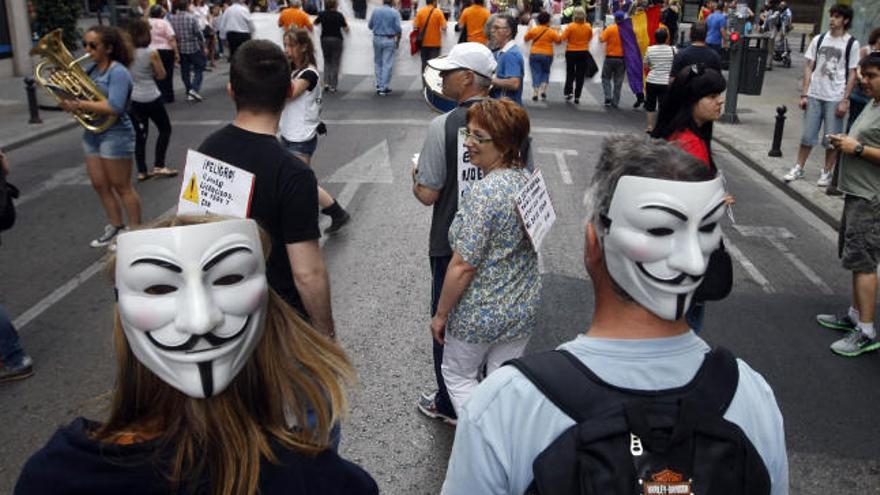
[
  {"x1": 197, "y1": 40, "x2": 335, "y2": 337},
  {"x1": 671, "y1": 22, "x2": 722, "y2": 77}
]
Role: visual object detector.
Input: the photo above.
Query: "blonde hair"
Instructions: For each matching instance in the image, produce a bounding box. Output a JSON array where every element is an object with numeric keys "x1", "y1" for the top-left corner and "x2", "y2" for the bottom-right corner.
[
  {"x1": 95, "y1": 215, "x2": 355, "y2": 495},
  {"x1": 573, "y1": 6, "x2": 586, "y2": 22}
]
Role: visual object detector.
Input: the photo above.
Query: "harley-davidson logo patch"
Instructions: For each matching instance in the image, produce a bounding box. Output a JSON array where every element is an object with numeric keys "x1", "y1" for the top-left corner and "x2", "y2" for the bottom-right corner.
[{"x1": 641, "y1": 469, "x2": 692, "y2": 494}]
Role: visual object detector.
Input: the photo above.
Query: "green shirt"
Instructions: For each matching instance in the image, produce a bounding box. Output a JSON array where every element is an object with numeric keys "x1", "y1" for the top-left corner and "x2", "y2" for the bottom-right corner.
[{"x1": 840, "y1": 100, "x2": 880, "y2": 201}]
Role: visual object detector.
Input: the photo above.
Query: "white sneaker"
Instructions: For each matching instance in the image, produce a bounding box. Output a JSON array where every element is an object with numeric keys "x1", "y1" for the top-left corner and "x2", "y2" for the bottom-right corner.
[
  {"x1": 783, "y1": 164, "x2": 804, "y2": 182},
  {"x1": 817, "y1": 169, "x2": 833, "y2": 187},
  {"x1": 187, "y1": 89, "x2": 203, "y2": 102}
]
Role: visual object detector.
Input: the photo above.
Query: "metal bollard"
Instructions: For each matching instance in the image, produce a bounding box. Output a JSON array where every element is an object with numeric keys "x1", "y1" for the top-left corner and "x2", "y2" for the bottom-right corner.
[
  {"x1": 768, "y1": 105, "x2": 786, "y2": 157},
  {"x1": 24, "y1": 77, "x2": 42, "y2": 125},
  {"x1": 800, "y1": 33, "x2": 806, "y2": 53}
]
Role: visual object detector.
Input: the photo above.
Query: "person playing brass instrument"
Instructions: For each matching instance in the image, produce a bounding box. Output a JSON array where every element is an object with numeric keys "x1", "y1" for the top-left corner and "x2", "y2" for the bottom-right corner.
[{"x1": 57, "y1": 26, "x2": 143, "y2": 248}]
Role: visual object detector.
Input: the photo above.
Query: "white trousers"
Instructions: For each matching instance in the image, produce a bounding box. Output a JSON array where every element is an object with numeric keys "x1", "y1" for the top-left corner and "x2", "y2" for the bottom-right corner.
[{"x1": 441, "y1": 333, "x2": 531, "y2": 415}]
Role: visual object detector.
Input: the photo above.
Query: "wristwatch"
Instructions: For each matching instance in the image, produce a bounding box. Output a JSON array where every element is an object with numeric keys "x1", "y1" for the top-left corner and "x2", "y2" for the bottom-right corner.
[{"x1": 854, "y1": 143, "x2": 865, "y2": 157}]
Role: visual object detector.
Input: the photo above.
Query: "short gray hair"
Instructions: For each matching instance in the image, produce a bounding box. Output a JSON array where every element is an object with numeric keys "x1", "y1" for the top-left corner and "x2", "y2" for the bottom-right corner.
[
  {"x1": 486, "y1": 13, "x2": 518, "y2": 40},
  {"x1": 474, "y1": 72, "x2": 492, "y2": 88},
  {"x1": 290, "y1": 0, "x2": 302, "y2": 7},
  {"x1": 584, "y1": 135, "x2": 716, "y2": 230}
]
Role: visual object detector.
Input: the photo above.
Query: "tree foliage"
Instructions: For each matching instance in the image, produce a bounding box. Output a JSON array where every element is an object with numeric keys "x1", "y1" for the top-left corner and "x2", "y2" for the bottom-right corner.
[{"x1": 32, "y1": 0, "x2": 83, "y2": 50}]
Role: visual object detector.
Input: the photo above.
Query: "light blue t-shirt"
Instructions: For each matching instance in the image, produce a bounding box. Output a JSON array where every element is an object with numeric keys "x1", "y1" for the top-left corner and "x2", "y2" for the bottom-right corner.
[
  {"x1": 87, "y1": 61, "x2": 133, "y2": 131},
  {"x1": 368, "y1": 5, "x2": 402, "y2": 36},
  {"x1": 705, "y1": 12, "x2": 727, "y2": 45},
  {"x1": 491, "y1": 42, "x2": 524, "y2": 105},
  {"x1": 441, "y1": 332, "x2": 789, "y2": 495}
]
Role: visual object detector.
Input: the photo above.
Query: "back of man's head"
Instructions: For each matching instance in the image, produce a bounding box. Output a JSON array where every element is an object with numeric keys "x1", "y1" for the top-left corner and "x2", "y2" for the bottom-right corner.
[
  {"x1": 230, "y1": 40, "x2": 291, "y2": 115},
  {"x1": 290, "y1": 0, "x2": 302, "y2": 8},
  {"x1": 690, "y1": 22, "x2": 708, "y2": 42},
  {"x1": 473, "y1": 0, "x2": 485, "y2": 6},
  {"x1": 383, "y1": 0, "x2": 393, "y2": 5}
]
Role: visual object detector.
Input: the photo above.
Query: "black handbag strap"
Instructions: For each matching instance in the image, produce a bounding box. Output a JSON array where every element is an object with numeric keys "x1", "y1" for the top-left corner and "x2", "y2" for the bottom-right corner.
[{"x1": 505, "y1": 347, "x2": 739, "y2": 423}]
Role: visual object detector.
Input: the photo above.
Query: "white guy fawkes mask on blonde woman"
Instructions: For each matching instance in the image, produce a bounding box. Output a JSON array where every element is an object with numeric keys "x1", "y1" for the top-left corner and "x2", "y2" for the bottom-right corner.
[
  {"x1": 115, "y1": 219, "x2": 268, "y2": 398},
  {"x1": 601, "y1": 176, "x2": 727, "y2": 321}
]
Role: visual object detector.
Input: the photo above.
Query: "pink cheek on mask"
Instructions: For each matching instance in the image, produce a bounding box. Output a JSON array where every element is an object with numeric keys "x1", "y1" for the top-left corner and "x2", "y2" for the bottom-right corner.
[{"x1": 126, "y1": 308, "x2": 170, "y2": 331}]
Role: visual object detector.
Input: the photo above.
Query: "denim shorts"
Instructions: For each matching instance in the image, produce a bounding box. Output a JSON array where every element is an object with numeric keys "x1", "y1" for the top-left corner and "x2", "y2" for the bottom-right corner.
[
  {"x1": 801, "y1": 97, "x2": 844, "y2": 149},
  {"x1": 839, "y1": 195, "x2": 880, "y2": 273},
  {"x1": 282, "y1": 135, "x2": 318, "y2": 158},
  {"x1": 82, "y1": 123, "x2": 135, "y2": 159}
]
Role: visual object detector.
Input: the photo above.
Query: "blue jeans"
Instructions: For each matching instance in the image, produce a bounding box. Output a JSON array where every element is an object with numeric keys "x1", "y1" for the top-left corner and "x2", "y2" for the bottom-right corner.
[
  {"x1": 0, "y1": 304, "x2": 25, "y2": 368},
  {"x1": 801, "y1": 97, "x2": 844, "y2": 148},
  {"x1": 372, "y1": 36, "x2": 397, "y2": 91},
  {"x1": 180, "y1": 51, "x2": 206, "y2": 93},
  {"x1": 601, "y1": 57, "x2": 625, "y2": 105},
  {"x1": 430, "y1": 255, "x2": 456, "y2": 419},
  {"x1": 529, "y1": 54, "x2": 553, "y2": 87}
]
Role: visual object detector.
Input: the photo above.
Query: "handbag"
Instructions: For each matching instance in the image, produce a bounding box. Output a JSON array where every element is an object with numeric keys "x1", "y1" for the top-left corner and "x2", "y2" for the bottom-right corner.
[
  {"x1": 411, "y1": 7, "x2": 435, "y2": 54},
  {"x1": 0, "y1": 178, "x2": 19, "y2": 232},
  {"x1": 456, "y1": 22, "x2": 468, "y2": 43},
  {"x1": 693, "y1": 239, "x2": 733, "y2": 302}
]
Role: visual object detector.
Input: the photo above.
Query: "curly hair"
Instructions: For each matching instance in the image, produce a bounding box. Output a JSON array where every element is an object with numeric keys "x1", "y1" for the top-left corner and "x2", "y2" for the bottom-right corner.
[{"x1": 87, "y1": 25, "x2": 134, "y2": 66}]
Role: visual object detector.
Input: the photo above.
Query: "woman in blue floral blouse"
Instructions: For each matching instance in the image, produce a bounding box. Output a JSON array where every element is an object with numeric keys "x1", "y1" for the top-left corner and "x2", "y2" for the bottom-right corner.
[{"x1": 430, "y1": 99, "x2": 542, "y2": 415}]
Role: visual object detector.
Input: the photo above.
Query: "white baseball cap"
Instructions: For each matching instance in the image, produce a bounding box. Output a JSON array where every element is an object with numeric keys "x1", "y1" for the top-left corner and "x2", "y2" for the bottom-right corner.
[{"x1": 427, "y1": 42, "x2": 497, "y2": 79}]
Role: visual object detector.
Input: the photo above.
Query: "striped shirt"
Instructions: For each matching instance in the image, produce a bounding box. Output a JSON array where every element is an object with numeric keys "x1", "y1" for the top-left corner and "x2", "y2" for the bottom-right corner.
[{"x1": 644, "y1": 44, "x2": 676, "y2": 85}]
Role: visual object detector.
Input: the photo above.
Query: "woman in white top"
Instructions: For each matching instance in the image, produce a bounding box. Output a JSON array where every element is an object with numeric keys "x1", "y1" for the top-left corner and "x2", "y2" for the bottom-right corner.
[
  {"x1": 643, "y1": 27, "x2": 676, "y2": 133},
  {"x1": 127, "y1": 19, "x2": 177, "y2": 181},
  {"x1": 148, "y1": 4, "x2": 178, "y2": 103},
  {"x1": 279, "y1": 29, "x2": 351, "y2": 234}
]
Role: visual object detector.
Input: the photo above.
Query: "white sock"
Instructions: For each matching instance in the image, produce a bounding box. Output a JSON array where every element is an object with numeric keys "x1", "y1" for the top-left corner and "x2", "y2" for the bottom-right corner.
[
  {"x1": 849, "y1": 306, "x2": 860, "y2": 322},
  {"x1": 857, "y1": 321, "x2": 876, "y2": 339}
]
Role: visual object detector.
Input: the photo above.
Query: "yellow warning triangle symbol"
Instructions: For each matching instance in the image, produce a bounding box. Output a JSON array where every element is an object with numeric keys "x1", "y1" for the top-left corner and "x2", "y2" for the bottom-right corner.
[{"x1": 182, "y1": 173, "x2": 199, "y2": 204}]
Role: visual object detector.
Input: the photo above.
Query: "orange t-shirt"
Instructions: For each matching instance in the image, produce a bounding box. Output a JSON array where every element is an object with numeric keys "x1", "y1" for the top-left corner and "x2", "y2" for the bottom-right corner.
[
  {"x1": 414, "y1": 6, "x2": 447, "y2": 48},
  {"x1": 561, "y1": 22, "x2": 592, "y2": 52},
  {"x1": 525, "y1": 25, "x2": 560, "y2": 56},
  {"x1": 458, "y1": 5, "x2": 490, "y2": 45},
  {"x1": 600, "y1": 24, "x2": 623, "y2": 57},
  {"x1": 278, "y1": 7, "x2": 312, "y2": 31}
]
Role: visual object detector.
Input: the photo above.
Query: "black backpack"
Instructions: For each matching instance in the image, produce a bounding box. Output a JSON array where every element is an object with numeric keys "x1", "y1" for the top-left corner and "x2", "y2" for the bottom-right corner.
[{"x1": 505, "y1": 347, "x2": 771, "y2": 495}]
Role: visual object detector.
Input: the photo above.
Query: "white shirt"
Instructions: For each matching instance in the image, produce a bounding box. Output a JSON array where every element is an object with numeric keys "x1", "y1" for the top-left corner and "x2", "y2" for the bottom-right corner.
[
  {"x1": 441, "y1": 332, "x2": 790, "y2": 495},
  {"x1": 805, "y1": 32, "x2": 860, "y2": 102},
  {"x1": 220, "y1": 2, "x2": 254, "y2": 35},
  {"x1": 279, "y1": 66, "x2": 323, "y2": 142}
]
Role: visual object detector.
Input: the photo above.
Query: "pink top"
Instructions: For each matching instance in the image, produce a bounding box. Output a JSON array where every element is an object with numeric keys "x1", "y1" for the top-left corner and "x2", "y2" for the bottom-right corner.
[{"x1": 148, "y1": 18, "x2": 176, "y2": 50}]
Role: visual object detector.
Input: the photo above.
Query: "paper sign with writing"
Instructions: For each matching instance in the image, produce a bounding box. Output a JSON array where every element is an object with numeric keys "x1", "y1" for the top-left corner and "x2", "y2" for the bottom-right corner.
[
  {"x1": 177, "y1": 149, "x2": 256, "y2": 218},
  {"x1": 514, "y1": 169, "x2": 557, "y2": 252},
  {"x1": 457, "y1": 127, "x2": 484, "y2": 203}
]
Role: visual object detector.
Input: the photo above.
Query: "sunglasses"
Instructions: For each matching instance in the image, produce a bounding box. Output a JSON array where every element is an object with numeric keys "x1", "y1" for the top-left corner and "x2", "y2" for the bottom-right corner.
[{"x1": 83, "y1": 41, "x2": 99, "y2": 50}]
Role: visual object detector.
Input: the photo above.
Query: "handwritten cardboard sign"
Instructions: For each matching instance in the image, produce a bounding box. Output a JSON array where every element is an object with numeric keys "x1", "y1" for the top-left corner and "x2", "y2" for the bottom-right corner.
[
  {"x1": 515, "y1": 169, "x2": 556, "y2": 252},
  {"x1": 177, "y1": 149, "x2": 255, "y2": 218}
]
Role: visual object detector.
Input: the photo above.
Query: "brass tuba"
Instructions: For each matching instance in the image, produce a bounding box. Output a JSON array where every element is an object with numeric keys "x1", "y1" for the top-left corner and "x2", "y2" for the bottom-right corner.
[{"x1": 30, "y1": 29, "x2": 117, "y2": 133}]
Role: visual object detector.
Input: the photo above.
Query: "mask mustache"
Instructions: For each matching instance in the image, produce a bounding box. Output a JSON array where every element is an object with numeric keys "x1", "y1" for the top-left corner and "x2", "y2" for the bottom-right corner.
[
  {"x1": 146, "y1": 315, "x2": 251, "y2": 353},
  {"x1": 637, "y1": 263, "x2": 704, "y2": 286}
]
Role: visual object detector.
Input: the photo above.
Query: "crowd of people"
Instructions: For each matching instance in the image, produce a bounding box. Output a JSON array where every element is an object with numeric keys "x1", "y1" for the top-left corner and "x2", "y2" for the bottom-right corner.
[{"x1": 4, "y1": 0, "x2": 880, "y2": 493}]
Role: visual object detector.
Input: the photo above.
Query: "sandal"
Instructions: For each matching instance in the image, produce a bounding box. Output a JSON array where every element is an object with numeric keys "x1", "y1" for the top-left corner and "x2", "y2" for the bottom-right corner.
[
  {"x1": 137, "y1": 172, "x2": 154, "y2": 182},
  {"x1": 153, "y1": 167, "x2": 179, "y2": 178}
]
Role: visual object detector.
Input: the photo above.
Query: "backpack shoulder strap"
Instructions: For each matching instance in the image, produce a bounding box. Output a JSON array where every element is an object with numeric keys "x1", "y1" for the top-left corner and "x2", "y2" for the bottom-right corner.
[
  {"x1": 505, "y1": 349, "x2": 626, "y2": 423},
  {"x1": 811, "y1": 32, "x2": 826, "y2": 73},
  {"x1": 845, "y1": 35, "x2": 856, "y2": 83},
  {"x1": 506, "y1": 346, "x2": 740, "y2": 422}
]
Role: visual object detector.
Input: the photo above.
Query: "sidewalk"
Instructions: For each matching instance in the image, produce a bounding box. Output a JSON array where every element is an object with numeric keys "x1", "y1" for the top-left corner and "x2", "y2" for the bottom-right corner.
[{"x1": 713, "y1": 36, "x2": 844, "y2": 229}]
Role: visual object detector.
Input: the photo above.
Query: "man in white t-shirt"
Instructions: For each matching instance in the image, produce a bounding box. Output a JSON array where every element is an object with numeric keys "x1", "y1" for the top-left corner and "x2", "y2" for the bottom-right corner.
[
  {"x1": 784, "y1": 4, "x2": 859, "y2": 187},
  {"x1": 441, "y1": 136, "x2": 789, "y2": 495}
]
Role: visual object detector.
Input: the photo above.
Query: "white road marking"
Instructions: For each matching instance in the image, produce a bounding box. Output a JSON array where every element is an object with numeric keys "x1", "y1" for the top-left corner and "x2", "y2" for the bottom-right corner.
[
  {"x1": 734, "y1": 225, "x2": 834, "y2": 295},
  {"x1": 343, "y1": 76, "x2": 379, "y2": 99},
  {"x1": 326, "y1": 139, "x2": 393, "y2": 184},
  {"x1": 16, "y1": 165, "x2": 90, "y2": 207},
  {"x1": 723, "y1": 236, "x2": 774, "y2": 293},
  {"x1": 535, "y1": 148, "x2": 576, "y2": 185}
]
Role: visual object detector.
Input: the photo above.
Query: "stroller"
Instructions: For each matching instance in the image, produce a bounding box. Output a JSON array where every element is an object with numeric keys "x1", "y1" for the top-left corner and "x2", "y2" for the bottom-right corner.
[{"x1": 764, "y1": 10, "x2": 792, "y2": 68}]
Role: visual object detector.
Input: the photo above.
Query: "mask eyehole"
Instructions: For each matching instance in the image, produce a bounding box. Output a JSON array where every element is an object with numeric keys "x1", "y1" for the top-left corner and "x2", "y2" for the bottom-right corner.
[
  {"x1": 213, "y1": 274, "x2": 244, "y2": 286},
  {"x1": 145, "y1": 284, "x2": 177, "y2": 295}
]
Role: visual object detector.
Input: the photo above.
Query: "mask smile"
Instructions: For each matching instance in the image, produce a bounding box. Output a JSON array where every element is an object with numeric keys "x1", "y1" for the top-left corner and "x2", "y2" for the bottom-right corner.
[
  {"x1": 146, "y1": 314, "x2": 252, "y2": 353},
  {"x1": 636, "y1": 262, "x2": 703, "y2": 286}
]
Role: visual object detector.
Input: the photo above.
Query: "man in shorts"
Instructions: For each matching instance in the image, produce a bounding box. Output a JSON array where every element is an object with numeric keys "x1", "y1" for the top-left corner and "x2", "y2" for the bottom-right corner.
[
  {"x1": 784, "y1": 4, "x2": 859, "y2": 187},
  {"x1": 817, "y1": 53, "x2": 880, "y2": 357},
  {"x1": 197, "y1": 40, "x2": 335, "y2": 338}
]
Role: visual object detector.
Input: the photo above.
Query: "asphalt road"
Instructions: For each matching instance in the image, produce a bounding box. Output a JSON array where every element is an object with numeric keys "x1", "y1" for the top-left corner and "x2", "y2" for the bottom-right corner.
[{"x1": 0, "y1": 65, "x2": 878, "y2": 494}]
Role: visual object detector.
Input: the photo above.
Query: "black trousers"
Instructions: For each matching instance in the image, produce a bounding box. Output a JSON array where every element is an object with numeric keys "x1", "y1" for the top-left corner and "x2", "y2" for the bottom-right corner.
[
  {"x1": 129, "y1": 97, "x2": 172, "y2": 173},
  {"x1": 226, "y1": 31, "x2": 251, "y2": 59},
  {"x1": 420, "y1": 46, "x2": 441, "y2": 75},
  {"x1": 564, "y1": 50, "x2": 589, "y2": 98},
  {"x1": 156, "y1": 49, "x2": 175, "y2": 103}
]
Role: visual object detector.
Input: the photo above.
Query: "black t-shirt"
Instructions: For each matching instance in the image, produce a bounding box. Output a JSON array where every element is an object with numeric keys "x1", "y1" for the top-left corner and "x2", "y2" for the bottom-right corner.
[
  {"x1": 198, "y1": 124, "x2": 320, "y2": 316},
  {"x1": 671, "y1": 45, "x2": 723, "y2": 76},
  {"x1": 315, "y1": 10, "x2": 348, "y2": 39},
  {"x1": 15, "y1": 417, "x2": 379, "y2": 495}
]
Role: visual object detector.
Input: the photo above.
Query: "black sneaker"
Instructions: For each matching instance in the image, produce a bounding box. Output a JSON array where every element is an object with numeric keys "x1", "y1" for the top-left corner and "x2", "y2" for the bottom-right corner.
[
  {"x1": 325, "y1": 211, "x2": 351, "y2": 234},
  {"x1": 816, "y1": 311, "x2": 857, "y2": 332},
  {"x1": 0, "y1": 355, "x2": 34, "y2": 383}
]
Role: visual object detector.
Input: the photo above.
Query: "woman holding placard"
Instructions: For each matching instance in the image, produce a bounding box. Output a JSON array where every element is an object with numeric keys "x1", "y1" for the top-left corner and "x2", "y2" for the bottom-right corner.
[{"x1": 430, "y1": 98, "x2": 541, "y2": 416}]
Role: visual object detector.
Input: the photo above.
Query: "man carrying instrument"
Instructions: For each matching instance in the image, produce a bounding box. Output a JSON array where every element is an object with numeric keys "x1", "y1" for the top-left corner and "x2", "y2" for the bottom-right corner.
[{"x1": 412, "y1": 43, "x2": 497, "y2": 426}]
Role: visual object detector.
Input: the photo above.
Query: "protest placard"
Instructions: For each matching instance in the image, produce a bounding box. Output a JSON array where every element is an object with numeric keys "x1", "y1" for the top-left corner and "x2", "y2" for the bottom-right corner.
[
  {"x1": 177, "y1": 150, "x2": 255, "y2": 218},
  {"x1": 514, "y1": 169, "x2": 556, "y2": 251}
]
